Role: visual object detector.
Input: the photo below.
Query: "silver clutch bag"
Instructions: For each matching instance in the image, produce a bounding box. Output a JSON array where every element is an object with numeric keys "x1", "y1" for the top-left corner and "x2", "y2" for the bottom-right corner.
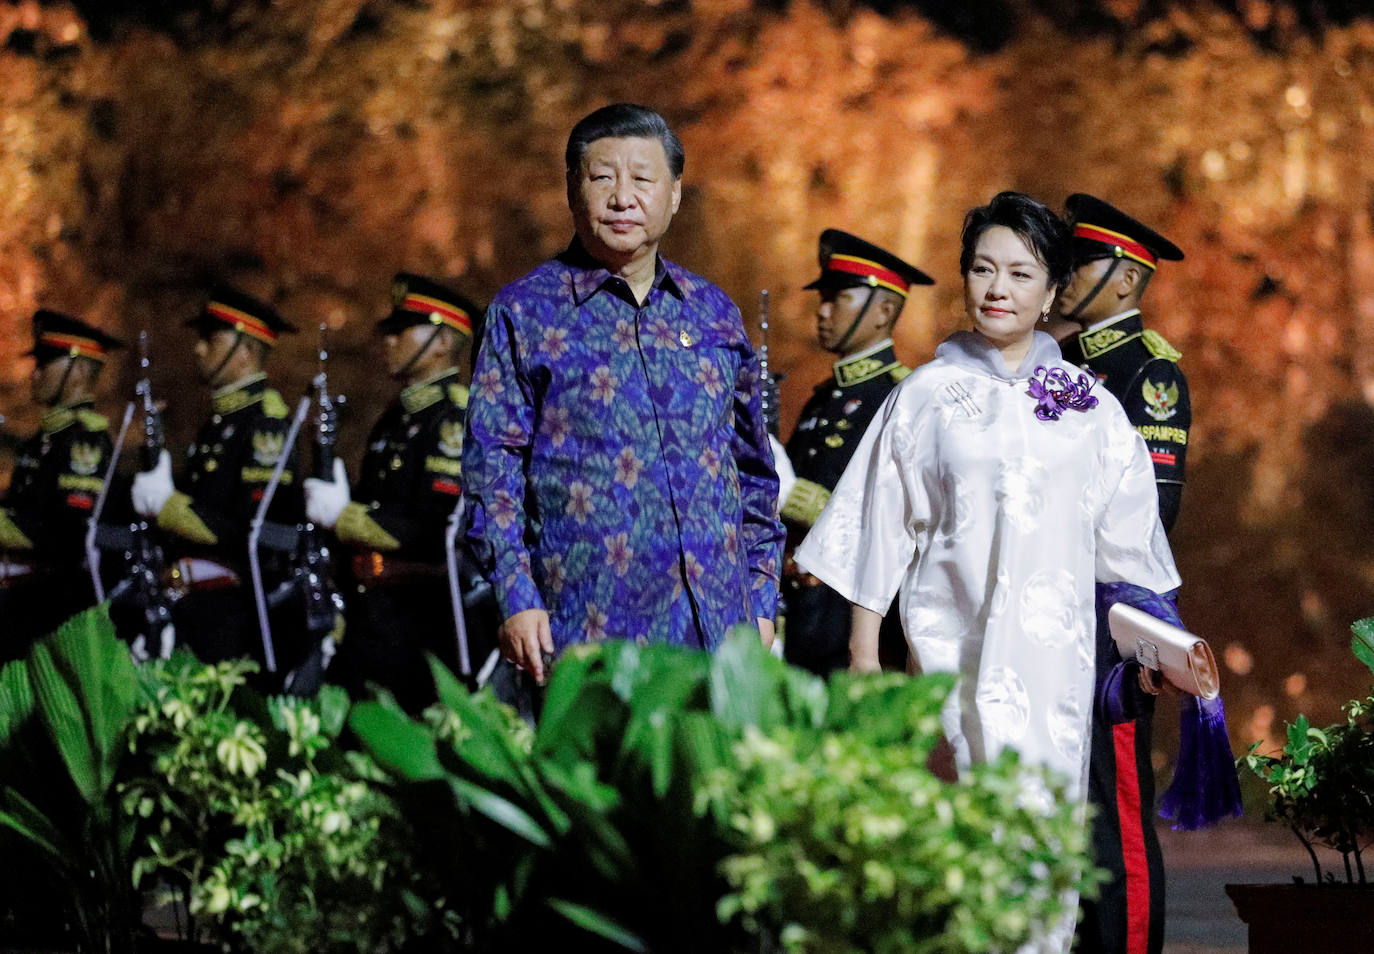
[{"x1": 1108, "y1": 602, "x2": 1220, "y2": 699}]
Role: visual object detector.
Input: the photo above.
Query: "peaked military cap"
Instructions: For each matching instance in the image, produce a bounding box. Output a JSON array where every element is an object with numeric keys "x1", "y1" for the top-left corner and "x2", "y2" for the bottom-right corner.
[
  {"x1": 803, "y1": 229, "x2": 934, "y2": 298},
  {"x1": 1066, "y1": 193, "x2": 1184, "y2": 271},
  {"x1": 26, "y1": 309, "x2": 125, "y2": 365},
  {"x1": 186, "y1": 287, "x2": 297, "y2": 346},
  {"x1": 378, "y1": 272, "x2": 480, "y2": 337}
]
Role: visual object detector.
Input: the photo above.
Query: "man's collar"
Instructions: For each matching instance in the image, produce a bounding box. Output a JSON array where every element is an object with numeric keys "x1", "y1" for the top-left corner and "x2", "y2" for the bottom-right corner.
[
  {"x1": 561, "y1": 237, "x2": 685, "y2": 306},
  {"x1": 40, "y1": 398, "x2": 94, "y2": 434},
  {"x1": 211, "y1": 371, "x2": 268, "y2": 415},
  {"x1": 1081, "y1": 308, "x2": 1142, "y2": 335},
  {"x1": 401, "y1": 367, "x2": 462, "y2": 414},
  {"x1": 833, "y1": 339, "x2": 901, "y2": 387},
  {"x1": 1077, "y1": 309, "x2": 1144, "y2": 360}
]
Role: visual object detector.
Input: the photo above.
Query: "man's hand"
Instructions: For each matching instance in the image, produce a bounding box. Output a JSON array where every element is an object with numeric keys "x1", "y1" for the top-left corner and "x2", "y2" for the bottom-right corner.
[
  {"x1": 500, "y1": 608, "x2": 554, "y2": 684},
  {"x1": 756, "y1": 616, "x2": 776, "y2": 650},
  {"x1": 132, "y1": 448, "x2": 174, "y2": 518},
  {"x1": 304, "y1": 458, "x2": 350, "y2": 529}
]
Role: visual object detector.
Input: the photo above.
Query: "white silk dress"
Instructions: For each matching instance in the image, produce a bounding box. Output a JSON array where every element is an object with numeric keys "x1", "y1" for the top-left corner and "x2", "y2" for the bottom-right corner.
[{"x1": 794, "y1": 330, "x2": 1180, "y2": 953}]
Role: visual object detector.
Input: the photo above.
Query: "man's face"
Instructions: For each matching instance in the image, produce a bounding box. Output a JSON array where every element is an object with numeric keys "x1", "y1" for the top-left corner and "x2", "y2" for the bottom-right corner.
[
  {"x1": 30, "y1": 357, "x2": 69, "y2": 406},
  {"x1": 815, "y1": 285, "x2": 891, "y2": 355},
  {"x1": 1057, "y1": 256, "x2": 1119, "y2": 325},
  {"x1": 194, "y1": 329, "x2": 242, "y2": 385},
  {"x1": 568, "y1": 136, "x2": 682, "y2": 269},
  {"x1": 384, "y1": 323, "x2": 452, "y2": 379}
]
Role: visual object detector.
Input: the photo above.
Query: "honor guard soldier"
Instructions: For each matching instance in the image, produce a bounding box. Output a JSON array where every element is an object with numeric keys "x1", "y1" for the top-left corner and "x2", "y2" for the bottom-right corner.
[
  {"x1": 131, "y1": 288, "x2": 303, "y2": 668},
  {"x1": 0, "y1": 311, "x2": 121, "y2": 660},
  {"x1": 1057, "y1": 194, "x2": 1189, "y2": 954},
  {"x1": 779, "y1": 229, "x2": 933, "y2": 676},
  {"x1": 305, "y1": 273, "x2": 495, "y2": 711}
]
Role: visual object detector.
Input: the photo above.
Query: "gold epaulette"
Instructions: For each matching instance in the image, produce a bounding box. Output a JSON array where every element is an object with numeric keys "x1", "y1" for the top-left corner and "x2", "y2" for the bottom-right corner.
[
  {"x1": 780, "y1": 478, "x2": 832, "y2": 528},
  {"x1": 76, "y1": 408, "x2": 109, "y2": 431},
  {"x1": 890, "y1": 365, "x2": 913, "y2": 383},
  {"x1": 262, "y1": 389, "x2": 289, "y2": 419},
  {"x1": 0, "y1": 509, "x2": 35, "y2": 550},
  {"x1": 448, "y1": 383, "x2": 470, "y2": 410},
  {"x1": 156, "y1": 492, "x2": 218, "y2": 545},
  {"x1": 336, "y1": 502, "x2": 401, "y2": 551},
  {"x1": 1142, "y1": 330, "x2": 1182, "y2": 362}
]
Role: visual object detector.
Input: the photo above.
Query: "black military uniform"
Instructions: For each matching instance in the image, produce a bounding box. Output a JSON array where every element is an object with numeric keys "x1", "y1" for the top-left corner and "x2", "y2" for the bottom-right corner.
[
  {"x1": 154, "y1": 289, "x2": 303, "y2": 667},
  {"x1": 330, "y1": 274, "x2": 495, "y2": 711},
  {"x1": 1064, "y1": 195, "x2": 1188, "y2": 954},
  {"x1": 0, "y1": 312, "x2": 120, "y2": 660},
  {"x1": 781, "y1": 230, "x2": 932, "y2": 676}
]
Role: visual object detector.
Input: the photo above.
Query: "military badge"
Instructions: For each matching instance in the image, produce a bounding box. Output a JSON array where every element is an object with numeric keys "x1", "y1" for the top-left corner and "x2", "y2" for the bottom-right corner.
[
  {"x1": 391, "y1": 277, "x2": 409, "y2": 307},
  {"x1": 70, "y1": 442, "x2": 103, "y2": 477},
  {"x1": 1142, "y1": 378, "x2": 1179, "y2": 421},
  {"x1": 843, "y1": 399, "x2": 862, "y2": 416},
  {"x1": 252, "y1": 430, "x2": 286, "y2": 466},
  {"x1": 438, "y1": 420, "x2": 464, "y2": 458}
]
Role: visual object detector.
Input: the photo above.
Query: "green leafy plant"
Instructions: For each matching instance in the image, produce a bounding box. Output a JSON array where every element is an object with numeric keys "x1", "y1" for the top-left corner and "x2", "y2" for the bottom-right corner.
[
  {"x1": 352, "y1": 630, "x2": 1098, "y2": 953},
  {"x1": 0, "y1": 605, "x2": 144, "y2": 954},
  {"x1": 1245, "y1": 618, "x2": 1374, "y2": 884},
  {"x1": 123, "y1": 653, "x2": 450, "y2": 954}
]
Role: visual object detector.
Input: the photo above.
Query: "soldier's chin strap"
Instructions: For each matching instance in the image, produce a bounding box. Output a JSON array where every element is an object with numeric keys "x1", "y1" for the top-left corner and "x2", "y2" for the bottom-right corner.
[
  {"x1": 393, "y1": 323, "x2": 446, "y2": 381},
  {"x1": 207, "y1": 330, "x2": 248, "y2": 384},
  {"x1": 1062, "y1": 255, "x2": 1122, "y2": 322},
  {"x1": 833, "y1": 286, "x2": 879, "y2": 354},
  {"x1": 46, "y1": 356, "x2": 79, "y2": 408}
]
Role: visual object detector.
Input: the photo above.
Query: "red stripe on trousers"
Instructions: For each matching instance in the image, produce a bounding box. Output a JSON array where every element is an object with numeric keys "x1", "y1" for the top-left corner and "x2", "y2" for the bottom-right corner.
[{"x1": 1114, "y1": 721, "x2": 1150, "y2": 954}]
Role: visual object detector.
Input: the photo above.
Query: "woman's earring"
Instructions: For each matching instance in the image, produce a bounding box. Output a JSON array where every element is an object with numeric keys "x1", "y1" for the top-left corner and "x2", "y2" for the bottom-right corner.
[{"x1": 1041, "y1": 308, "x2": 1050, "y2": 323}]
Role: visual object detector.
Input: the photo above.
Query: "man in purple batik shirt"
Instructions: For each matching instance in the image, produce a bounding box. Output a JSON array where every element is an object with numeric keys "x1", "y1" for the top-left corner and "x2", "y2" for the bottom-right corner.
[{"x1": 462, "y1": 103, "x2": 785, "y2": 682}]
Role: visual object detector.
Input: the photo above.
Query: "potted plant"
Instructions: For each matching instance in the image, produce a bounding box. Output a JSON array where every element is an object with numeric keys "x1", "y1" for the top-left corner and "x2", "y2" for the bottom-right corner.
[{"x1": 1228, "y1": 618, "x2": 1374, "y2": 953}]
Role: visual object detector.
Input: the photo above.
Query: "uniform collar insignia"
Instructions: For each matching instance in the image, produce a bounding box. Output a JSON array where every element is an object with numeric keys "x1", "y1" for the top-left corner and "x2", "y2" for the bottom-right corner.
[
  {"x1": 40, "y1": 399, "x2": 94, "y2": 434},
  {"x1": 401, "y1": 367, "x2": 461, "y2": 414},
  {"x1": 1077, "y1": 310, "x2": 1144, "y2": 359},
  {"x1": 211, "y1": 372, "x2": 269, "y2": 415},
  {"x1": 834, "y1": 339, "x2": 900, "y2": 387}
]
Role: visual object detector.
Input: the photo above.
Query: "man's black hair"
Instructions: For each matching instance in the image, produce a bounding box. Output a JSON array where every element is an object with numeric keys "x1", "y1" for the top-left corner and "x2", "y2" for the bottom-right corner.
[
  {"x1": 565, "y1": 103, "x2": 685, "y2": 179},
  {"x1": 959, "y1": 191, "x2": 1072, "y2": 290}
]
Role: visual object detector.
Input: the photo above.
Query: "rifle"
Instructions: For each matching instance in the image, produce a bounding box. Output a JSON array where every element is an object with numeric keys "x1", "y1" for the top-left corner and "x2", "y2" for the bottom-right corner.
[
  {"x1": 758, "y1": 289, "x2": 783, "y2": 437},
  {"x1": 281, "y1": 324, "x2": 346, "y2": 695},
  {"x1": 104, "y1": 332, "x2": 177, "y2": 659}
]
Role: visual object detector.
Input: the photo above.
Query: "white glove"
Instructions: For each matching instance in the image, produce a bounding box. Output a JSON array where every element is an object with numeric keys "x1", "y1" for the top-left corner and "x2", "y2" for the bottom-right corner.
[
  {"x1": 304, "y1": 458, "x2": 351, "y2": 529},
  {"x1": 131, "y1": 449, "x2": 175, "y2": 518},
  {"x1": 769, "y1": 434, "x2": 796, "y2": 510}
]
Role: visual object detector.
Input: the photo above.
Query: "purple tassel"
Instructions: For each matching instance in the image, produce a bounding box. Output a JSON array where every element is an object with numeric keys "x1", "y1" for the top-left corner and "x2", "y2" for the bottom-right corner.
[
  {"x1": 1160, "y1": 693, "x2": 1244, "y2": 830},
  {"x1": 1096, "y1": 581, "x2": 1243, "y2": 830}
]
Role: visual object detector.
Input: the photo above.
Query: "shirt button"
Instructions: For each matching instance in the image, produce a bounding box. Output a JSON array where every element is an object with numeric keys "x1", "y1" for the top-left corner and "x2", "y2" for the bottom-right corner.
[
  {"x1": 831, "y1": 390, "x2": 842, "y2": 398},
  {"x1": 212, "y1": 415, "x2": 222, "y2": 424}
]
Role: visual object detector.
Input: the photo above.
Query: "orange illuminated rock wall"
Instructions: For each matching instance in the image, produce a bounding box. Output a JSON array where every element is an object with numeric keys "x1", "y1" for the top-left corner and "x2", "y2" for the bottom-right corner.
[{"x1": 3, "y1": 0, "x2": 1373, "y2": 756}]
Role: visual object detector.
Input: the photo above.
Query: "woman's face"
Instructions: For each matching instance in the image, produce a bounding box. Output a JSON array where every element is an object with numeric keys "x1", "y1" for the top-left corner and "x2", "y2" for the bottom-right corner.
[{"x1": 963, "y1": 225, "x2": 1057, "y2": 351}]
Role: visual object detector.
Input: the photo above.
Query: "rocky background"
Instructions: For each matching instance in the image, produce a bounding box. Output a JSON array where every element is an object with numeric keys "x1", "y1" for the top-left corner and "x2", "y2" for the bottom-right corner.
[{"x1": 3, "y1": 0, "x2": 1374, "y2": 773}]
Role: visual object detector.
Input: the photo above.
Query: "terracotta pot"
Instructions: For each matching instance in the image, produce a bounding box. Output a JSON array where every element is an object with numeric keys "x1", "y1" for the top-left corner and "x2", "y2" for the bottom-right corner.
[{"x1": 1225, "y1": 882, "x2": 1374, "y2": 953}]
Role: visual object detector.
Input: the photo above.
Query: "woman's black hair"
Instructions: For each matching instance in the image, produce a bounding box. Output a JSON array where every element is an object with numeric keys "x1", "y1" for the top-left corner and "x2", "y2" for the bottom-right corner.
[
  {"x1": 959, "y1": 191, "x2": 1072, "y2": 289},
  {"x1": 565, "y1": 103, "x2": 685, "y2": 179}
]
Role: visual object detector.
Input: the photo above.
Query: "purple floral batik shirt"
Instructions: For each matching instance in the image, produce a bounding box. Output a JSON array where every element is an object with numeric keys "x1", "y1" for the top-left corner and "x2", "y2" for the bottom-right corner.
[{"x1": 463, "y1": 240, "x2": 784, "y2": 651}]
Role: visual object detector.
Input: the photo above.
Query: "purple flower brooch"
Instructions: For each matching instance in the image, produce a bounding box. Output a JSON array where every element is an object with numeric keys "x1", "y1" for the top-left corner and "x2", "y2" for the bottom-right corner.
[{"x1": 1027, "y1": 366, "x2": 1099, "y2": 421}]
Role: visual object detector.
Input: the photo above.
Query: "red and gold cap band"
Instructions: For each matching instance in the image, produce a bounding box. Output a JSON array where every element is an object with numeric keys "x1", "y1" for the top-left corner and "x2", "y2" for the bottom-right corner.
[
  {"x1": 1073, "y1": 223, "x2": 1158, "y2": 269},
  {"x1": 39, "y1": 331, "x2": 108, "y2": 361},
  {"x1": 400, "y1": 292, "x2": 472, "y2": 335},
  {"x1": 205, "y1": 302, "x2": 279, "y2": 344},
  {"x1": 825, "y1": 254, "x2": 911, "y2": 297}
]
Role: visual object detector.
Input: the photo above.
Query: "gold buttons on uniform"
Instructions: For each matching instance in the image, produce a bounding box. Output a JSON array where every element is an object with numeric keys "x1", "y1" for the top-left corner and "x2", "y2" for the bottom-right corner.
[
  {"x1": 824, "y1": 435, "x2": 845, "y2": 448},
  {"x1": 391, "y1": 456, "x2": 403, "y2": 470},
  {"x1": 205, "y1": 459, "x2": 218, "y2": 471}
]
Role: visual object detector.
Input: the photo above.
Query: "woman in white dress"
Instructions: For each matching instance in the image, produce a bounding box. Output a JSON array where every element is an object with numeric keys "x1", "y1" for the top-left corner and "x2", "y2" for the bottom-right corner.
[{"x1": 793, "y1": 193, "x2": 1180, "y2": 948}]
